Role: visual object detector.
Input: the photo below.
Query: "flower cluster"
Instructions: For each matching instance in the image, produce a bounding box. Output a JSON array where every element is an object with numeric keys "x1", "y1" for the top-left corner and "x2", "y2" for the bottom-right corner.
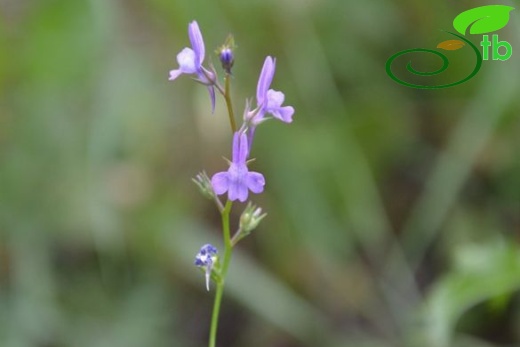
[
  {"x1": 169, "y1": 20, "x2": 293, "y2": 291},
  {"x1": 211, "y1": 56, "x2": 294, "y2": 202}
]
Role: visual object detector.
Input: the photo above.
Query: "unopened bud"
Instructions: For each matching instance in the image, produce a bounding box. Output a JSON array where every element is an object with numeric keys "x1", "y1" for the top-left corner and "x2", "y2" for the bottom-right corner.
[
  {"x1": 217, "y1": 35, "x2": 235, "y2": 74},
  {"x1": 239, "y1": 202, "x2": 267, "y2": 233},
  {"x1": 192, "y1": 171, "x2": 215, "y2": 200}
]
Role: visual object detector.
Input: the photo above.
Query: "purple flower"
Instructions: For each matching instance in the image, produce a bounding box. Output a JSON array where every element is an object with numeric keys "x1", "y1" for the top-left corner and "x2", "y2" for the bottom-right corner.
[
  {"x1": 211, "y1": 132, "x2": 265, "y2": 202},
  {"x1": 252, "y1": 56, "x2": 294, "y2": 124},
  {"x1": 195, "y1": 244, "x2": 218, "y2": 291},
  {"x1": 244, "y1": 56, "x2": 294, "y2": 150},
  {"x1": 169, "y1": 21, "x2": 216, "y2": 112}
]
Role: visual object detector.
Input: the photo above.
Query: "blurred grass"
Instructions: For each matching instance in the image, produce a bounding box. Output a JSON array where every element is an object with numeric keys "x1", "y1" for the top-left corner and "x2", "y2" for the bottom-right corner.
[{"x1": 1, "y1": 0, "x2": 519, "y2": 346}]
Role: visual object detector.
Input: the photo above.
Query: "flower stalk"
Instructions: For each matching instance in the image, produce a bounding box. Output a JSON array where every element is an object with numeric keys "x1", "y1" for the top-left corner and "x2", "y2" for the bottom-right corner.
[
  {"x1": 168, "y1": 20, "x2": 293, "y2": 347},
  {"x1": 209, "y1": 200, "x2": 233, "y2": 347},
  {"x1": 224, "y1": 75, "x2": 237, "y2": 132}
]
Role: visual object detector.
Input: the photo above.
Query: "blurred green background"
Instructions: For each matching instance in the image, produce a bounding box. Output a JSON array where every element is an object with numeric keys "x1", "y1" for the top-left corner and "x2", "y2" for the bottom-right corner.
[{"x1": 1, "y1": 0, "x2": 519, "y2": 346}]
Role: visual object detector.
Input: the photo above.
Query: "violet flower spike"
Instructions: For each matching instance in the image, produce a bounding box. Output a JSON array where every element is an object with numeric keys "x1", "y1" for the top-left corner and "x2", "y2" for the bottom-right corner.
[
  {"x1": 169, "y1": 21, "x2": 216, "y2": 112},
  {"x1": 211, "y1": 132, "x2": 265, "y2": 202}
]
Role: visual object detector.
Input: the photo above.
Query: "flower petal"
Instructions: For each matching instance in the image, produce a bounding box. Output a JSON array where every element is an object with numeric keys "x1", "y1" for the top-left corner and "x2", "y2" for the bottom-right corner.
[
  {"x1": 231, "y1": 132, "x2": 240, "y2": 163},
  {"x1": 232, "y1": 132, "x2": 248, "y2": 164},
  {"x1": 211, "y1": 172, "x2": 230, "y2": 195},
  {"x1": 265, "y1": 90, "x2": 294, "y2": 123},
  {"x1": 271, "y1": 106, "x2": 294, "y2": 123},
  {"x1": 169, "y1": 69, "x2": 183, "y2": 80},
  {"x1": 228, "y1": 178, "x2": 248, "y2": 202},
  {"x1": 256, "y1": 56, "x2": 276, "y2": 106},
  {"x1": 176, "y1": 48, "x2": 198, "y2": 74},
  {"x1": 266, "y1": 89, "x2": 285, "y2": 108},
  {"x1": 238, "y1": 132, "x2": 248, "y2": 163},
  {"x1": 236, "y1": 184, "x2": 249, "y2": 202},
  {"x1": 188, "y1": 21, "x2": 205, "y2": 66},
  {"x1": 246, "y1": 172, "x2": 265, "y2": 194}
]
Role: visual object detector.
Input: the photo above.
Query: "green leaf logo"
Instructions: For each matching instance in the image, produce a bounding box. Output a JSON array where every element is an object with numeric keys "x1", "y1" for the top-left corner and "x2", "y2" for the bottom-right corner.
[{"x1": 453, "y1": 5, "x2": 515, "y2": 35}]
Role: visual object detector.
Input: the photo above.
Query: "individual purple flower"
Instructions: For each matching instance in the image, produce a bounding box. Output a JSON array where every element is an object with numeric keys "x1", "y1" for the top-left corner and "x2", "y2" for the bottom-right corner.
[
  {"x1": 251, "y1": 56, "x2": 294, "y2": 124},
  {"x1": 211, "y1": 132, "x2": 265, "y2": 202},
  {"x1": 169, "y1": 21, "x2": 216, "y2": 112},
  {"x1": 244, "y1": 56, "x2": 294, "y2": 150},
  {"x1": 194, "y1": 244, "x2": 218, "y2": 291}
]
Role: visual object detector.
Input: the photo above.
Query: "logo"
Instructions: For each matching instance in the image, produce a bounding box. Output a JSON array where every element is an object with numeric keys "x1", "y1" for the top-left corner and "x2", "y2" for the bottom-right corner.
[{"x1": 386, "y1": 5, "x2": 515, "y2": 89}]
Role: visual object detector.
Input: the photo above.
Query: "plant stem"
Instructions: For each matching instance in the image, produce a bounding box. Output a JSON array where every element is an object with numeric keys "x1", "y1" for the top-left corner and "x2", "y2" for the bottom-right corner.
[
  {"x1": 224, "y1": 75, "x2": 237, "y2": 133},
  {"x1": 208, "y1": 282, "x2": 224, "y2": 347},
  {"x1": 208, "y1": 67, "x2": 236, "y2": 347},
  {"x1": 208, "y1": 200, "x2": 233, "y2": 347},
  {"x1": 230, "y1": 227, "x2": 243, "y2": 247}
]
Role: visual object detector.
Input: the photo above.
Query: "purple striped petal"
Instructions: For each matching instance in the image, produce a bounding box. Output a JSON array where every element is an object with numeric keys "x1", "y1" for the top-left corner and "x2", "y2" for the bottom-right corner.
[
  {"x1": 246, "y1": 172, "x2": 265, "y2": 194},
  {"x1": 265, "y1": 90, "x2": 294, "y2": 123},
  {"x1": 228, "y1": 179, "x2": 249, "y2": 202},
  {"x1": 169, "y1": 69, "x2": 183, "y2": 81},
  {"x1": 211, "y1": 172, "x2": 230, "y2": 195},
  {"x1": 256, "y1": 56, "x2": 276, "y2": 106},
  {"x1": 232, "y1": 132, "x2": 249, "y2": 164},
  {"x1": 175, "y1": 48, "x2": 197, "y2": 74},
  {"x1": 188, "y1": 21, "x2": 205, "y2": 67},
  {"x1": 271, "y1": 106, "x2": 294, "y2": 123}
]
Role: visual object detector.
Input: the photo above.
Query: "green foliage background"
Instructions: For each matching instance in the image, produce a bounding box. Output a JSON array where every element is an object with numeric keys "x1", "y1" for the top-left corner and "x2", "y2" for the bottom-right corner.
[{"x1": 1, "y1": 0, "x2": 519, "y2": 346}]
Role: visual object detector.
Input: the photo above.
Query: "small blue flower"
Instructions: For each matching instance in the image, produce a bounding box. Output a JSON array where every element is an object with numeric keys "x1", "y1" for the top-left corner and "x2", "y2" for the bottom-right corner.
[
  {"x1": 195, "y1": 244, "x2": 218, "y2": 291},
  {"x1": 169, "y1": 21, "x2": 216, "y2": 112},
  {"x1": 211, "y1": 131, "x2": 265, "y2": 202}
]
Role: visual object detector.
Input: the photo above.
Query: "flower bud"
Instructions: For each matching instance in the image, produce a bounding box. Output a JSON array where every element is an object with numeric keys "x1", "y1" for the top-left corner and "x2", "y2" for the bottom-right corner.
[
  {"x1": 217, "y1": 34, "x2": 235, "y2": 74},
  {"x1": 239, "y1": 202, "x2": 267, "y2": 234},
  {"x1": 192, "y1": 171, "x2": 215, "y2": 200},
  {"x1": 220, "y1": 48, "x2": 234, "y2": 73}
]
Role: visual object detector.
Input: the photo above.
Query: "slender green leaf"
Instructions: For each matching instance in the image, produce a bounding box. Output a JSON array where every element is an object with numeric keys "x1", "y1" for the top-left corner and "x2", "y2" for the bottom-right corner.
[{"x1": 423, "y1": 242, "x2": 520, "y2": 347}]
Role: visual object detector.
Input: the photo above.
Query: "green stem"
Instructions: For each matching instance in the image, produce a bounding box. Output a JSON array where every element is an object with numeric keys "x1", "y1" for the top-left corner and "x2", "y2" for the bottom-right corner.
[
  {"x1": 221, "y1": 200, "x2": 233, "y2": 274},
  {"x1": 208, "y1": 200, "x2": 233, "y2": 347},
  {"x1": 230, "y1": 227, "x2": 243, "y2": 247},
  {"x1": 224, "y1": 75, "x2": 237, "y2": 133},
  {"x1": 208, "y1": 282, "x2": 224, "y2": 347}
]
